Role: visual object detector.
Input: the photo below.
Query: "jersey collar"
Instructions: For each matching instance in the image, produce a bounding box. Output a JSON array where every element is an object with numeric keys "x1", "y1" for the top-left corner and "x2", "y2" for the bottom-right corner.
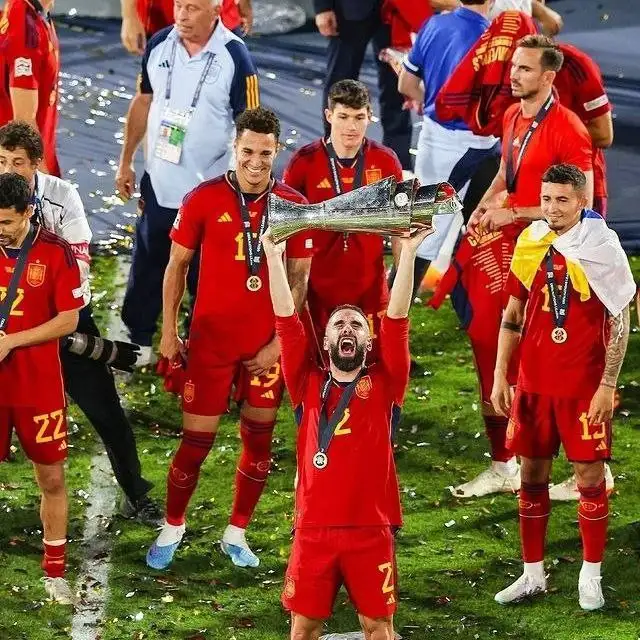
[{"x1": 225, "y1": 171, "x2": 274, "y2": 204}]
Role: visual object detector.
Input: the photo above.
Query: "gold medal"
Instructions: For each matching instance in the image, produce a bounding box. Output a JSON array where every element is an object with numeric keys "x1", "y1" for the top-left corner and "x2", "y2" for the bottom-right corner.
[
  {"x1": 246, "y1": 275, "x2": 262, "y2": 292},
  {"x1": 551, "y1": 327, "x2": 567, "y2": 344}
]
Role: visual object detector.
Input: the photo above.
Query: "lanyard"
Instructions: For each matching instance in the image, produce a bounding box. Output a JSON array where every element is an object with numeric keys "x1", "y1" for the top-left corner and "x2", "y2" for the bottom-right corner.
[
  {"x1": 0, "y1": 224, "x2": 36, "y2": 332},
  {"x1": 544, "y1": 248, "x2": 570, "y2": 330},
  {"x1": 505, "y1": 93, "x2": 554, "y2": 194},
  {"x1": 229, "y1": 172, "x2": 271, "y2": 278},
  {"x1": 316, "y1": 368, "x2": 366, "y2": 456},
  {"x1": 164, "y1": 38, "x2": 216, "y2": 111},
  {"x1": 325, "y1": 140, "x2": 365, "y2": 250},
  {"x1": 31, "y1": 173, "x2": 44, "y2": 225},
  {"x1": 325, "y1": 139, "x2": 365, "y2": 196}
]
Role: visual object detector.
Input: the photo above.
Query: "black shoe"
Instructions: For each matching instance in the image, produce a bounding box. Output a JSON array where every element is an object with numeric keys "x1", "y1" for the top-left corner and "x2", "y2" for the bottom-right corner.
[
  {"x1": 409, "y1": 359, "x2": 423, "y2": 377},
  {"x1": 118, "y1": 494, "x2": 163, "y2": 527}
]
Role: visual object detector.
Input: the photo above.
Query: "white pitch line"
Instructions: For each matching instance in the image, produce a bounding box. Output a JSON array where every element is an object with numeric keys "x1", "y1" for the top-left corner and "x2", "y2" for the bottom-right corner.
[{"x1": 71, "y1": 255, "x2": 130, "y2": 640}]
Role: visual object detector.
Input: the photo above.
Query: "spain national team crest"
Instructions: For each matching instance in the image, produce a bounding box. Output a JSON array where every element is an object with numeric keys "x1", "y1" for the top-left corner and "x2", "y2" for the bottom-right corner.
[
  {"x1": 284, "y1": 577, "x2": 296, "y2": 599},
  {"x1": 355, "y1": 375, "x2": 372, "y2": 399},
  {"x1": 365, "y1": 168, "x2": 382, "y2": 184},
  {"x1": 26, "y1": 262, "x2": 46, "y2": 287},
  {"x1": 183, "y1": 381, "x2": 195, "y2": 403}
]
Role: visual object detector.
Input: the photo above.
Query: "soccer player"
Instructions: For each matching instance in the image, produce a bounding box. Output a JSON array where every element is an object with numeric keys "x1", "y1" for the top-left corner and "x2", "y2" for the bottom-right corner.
[
  {"x1": 448, "y1": 35, "x2": 593, "y2": 498},
  {"x1": 0, "y1": 173, "x2": 83, "y2": 603},
  {"x1": 491, "y1": 164, "x2": 634, "y2": 610},
  {"x1": 0, "y1": 121, "x2": 161, "y2": 524},
  {"x1": 146, "y1": 107, "x2": 312, "y2": 570},
  {"x1": 283, "y1": 79, "x2": 403, "y2": 361},
  {"x1": 0, "y1": 0, "x2": 61, "y2": 176},
  {"x1": 264, "y1": 219, "x2": 432, "y2": 640},
  {"x1": 121, "y1": 0, "x2": 253, "y2": 54}
]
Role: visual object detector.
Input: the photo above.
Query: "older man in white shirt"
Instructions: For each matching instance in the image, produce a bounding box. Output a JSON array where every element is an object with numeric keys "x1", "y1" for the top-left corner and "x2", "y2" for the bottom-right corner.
[{"x1": 116, "y1": 0, "x2": 259, "y2": 362}]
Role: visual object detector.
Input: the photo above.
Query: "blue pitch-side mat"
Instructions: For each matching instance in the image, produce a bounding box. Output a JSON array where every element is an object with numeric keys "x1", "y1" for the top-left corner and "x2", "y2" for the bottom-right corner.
[{"x1": 54, "y1": 0, "x2": 640, "y2": 251}]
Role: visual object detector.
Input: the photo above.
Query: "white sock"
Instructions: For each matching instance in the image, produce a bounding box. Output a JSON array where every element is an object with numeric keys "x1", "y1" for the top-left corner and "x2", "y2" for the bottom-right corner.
[
  {"x1": 523, "y1": 561, "x2": 545, "y2": 581},
  {"x1": 156, "y1": 521, "x2": 185, "y2": 546},
  {"x1": 580, "y1": 561, "x2": 602, "y2": 580},
  {"x1": 492, "y1": 457, "x2": 518, "y2": 477},
  {"x1": 223, "y1": 524, "x2": 248, "y2": 547}
]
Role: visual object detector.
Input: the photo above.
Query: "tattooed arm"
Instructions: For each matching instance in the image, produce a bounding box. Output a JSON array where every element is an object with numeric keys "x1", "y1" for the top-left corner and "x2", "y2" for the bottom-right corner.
[{"x1": 587, "y1": 306, "x2": 631, "y2": 423}]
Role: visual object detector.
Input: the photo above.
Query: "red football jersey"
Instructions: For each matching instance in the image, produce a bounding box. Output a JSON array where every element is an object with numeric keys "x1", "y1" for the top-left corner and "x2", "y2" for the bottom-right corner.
[
  {"x1": 503, "y1": 100, "x2": 593, "y2": 209},
  {"x1": 0, "y1": 0, "x2": 60, "y2": 176},
  {"x1": 276, "y1": 312, "x2": 410, "y2": 528},
  {"x1": 0, "y1": 227, "x2": 83, "y2": 408},
  {"x1": 171, "y1": 173, "x2": 312, "y2": 368},
  {"x1": 555, "y1": 44, "x2": 611, "y2": 199},
  {"x1": 283, "y1": 138, "x2": 403, "y2": 308},
  {"x1": 136, "y1": 0, "x2": 241, "y2": 35},
  {"x1": 506, "y1": 251, "x2": 608, "y2": 399}
]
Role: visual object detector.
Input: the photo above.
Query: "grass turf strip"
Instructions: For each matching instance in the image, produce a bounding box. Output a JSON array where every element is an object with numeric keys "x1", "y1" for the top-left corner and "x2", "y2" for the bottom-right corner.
[{"x1": 1, "y1": 255, "x2": 640, "y2": 639}]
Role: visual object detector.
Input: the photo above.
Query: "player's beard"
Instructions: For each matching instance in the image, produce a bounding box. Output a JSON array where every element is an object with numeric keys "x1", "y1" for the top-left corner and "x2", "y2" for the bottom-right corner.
[{"x1": 329, "y1": 341, "x2": 367, "y2": 372}]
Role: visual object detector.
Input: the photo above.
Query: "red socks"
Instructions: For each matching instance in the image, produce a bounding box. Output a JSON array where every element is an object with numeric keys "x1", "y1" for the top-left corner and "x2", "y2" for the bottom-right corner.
[
  {"x1": 578, "y1": 481, "x2": 609, "y2": 563},
  {"x1": 484, "y1": 415, "x2": 512, "y2": 462},
  {"x1": 166, "y1": 429, "x2": 216, "y2": 526},
  {"x1": 230, "y1": 417, "x2": 276, "y2": 529},
  {"x1": 519, "y1": 482, "x2": 550, "y2": 563},
  {"x1": 42, "y1": 539, "x2": 66, "y2": 578}
]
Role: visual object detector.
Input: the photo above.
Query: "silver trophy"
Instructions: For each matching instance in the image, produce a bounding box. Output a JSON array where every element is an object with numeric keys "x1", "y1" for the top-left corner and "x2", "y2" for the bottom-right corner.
[{"x1": 268, "y1": 177, "x2": 462, "y2": 244}]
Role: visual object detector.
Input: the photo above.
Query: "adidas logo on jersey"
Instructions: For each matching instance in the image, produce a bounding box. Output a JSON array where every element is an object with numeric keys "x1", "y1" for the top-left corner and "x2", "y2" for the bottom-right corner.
[
  {"x1": 218, "y1": 212, "x2": 232, "y2": 222},
  {"x1": 158, "y1": 60, "x2": 170, "y2": 68},
  {"x1": 261, "y1": 390, "x2": 275, "y2": 400},
  {"x1": 595, "y1": 440, "x2": 608, "y2": 452},
  {"x1": 317, "y1": 178, "x2": 332, "y2": 189}
]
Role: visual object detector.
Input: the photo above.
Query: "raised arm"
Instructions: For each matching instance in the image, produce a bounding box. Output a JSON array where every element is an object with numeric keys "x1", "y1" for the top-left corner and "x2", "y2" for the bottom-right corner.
[
  {"x1": 491, "y1": 295, "x2": 526, "y2": 416},
  {"x1": 387, "y1": 227, "x2": 434, "y2": 319},
  {"x1": 264, "y1": 229, "x2": 312, "y2": 406}
]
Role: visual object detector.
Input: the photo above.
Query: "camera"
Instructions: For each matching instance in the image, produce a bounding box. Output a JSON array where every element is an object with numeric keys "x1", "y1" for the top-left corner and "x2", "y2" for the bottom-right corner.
[{"x1": 63, "y1": 333, "x2": 141, "y2": 372}]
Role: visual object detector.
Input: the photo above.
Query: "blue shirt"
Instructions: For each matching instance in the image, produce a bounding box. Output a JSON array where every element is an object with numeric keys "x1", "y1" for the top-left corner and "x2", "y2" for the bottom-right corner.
[
  {"x1": 140, "y1": 23, "x2": 259, "y2": 209},
  {"x1": 404, "y1": 8, "x2": 489, "y2": 131}
]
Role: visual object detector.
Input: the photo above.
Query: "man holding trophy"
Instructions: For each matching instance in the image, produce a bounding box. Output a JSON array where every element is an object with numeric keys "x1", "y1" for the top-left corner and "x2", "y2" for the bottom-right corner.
[{"x1": 267, "y1": 156, "x2": 462, "y2": 637}]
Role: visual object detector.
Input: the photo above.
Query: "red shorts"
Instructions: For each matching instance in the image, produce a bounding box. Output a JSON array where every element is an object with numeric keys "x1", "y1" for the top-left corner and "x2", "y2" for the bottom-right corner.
[
  {"x1": 0, "y1": 405, "x2": 68, "y2": 465},
  {"x1": 182, "y1": 360, "x2": 284, "y2": 417},
  {"x1": 507, "y1": 389, "x2": 612, "y2": 462},
  {"x1": 282, "y1": 527, "x2": 397, "y2": 620}
]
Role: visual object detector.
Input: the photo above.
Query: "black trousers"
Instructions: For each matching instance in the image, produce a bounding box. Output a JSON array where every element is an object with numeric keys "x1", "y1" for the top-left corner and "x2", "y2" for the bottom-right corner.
[
  {"x1": 62, "y1": 307, "x2": 151, "y2": 502},
  {"x1": 322, "y1": 9, "x2": 413, "y2": 169}
]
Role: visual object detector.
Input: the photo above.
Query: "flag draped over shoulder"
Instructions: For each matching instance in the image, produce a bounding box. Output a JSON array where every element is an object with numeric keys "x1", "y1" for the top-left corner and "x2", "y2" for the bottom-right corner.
[
  {"x1": 511, "y1": 211, "x2": 636, "y2": 316},
  {"x1": 435, "y1": 11, "x2": 537, "y2": 137}
]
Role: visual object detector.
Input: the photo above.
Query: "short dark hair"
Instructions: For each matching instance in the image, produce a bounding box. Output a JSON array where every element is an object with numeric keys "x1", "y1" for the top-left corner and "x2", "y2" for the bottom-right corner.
[
  {"x1": 328, "y1": 303, "x2": 368, "y2": 324},
  {"x1": 0, "y1": 121, "x2": 44, "y2": 162},
  {"x1": 328, "y1": 79, "x2": 371, "y2": 111},
  {"x1": 516, "y1": 34, "x2": 564, "y2": 72},
  {"x1": 235, "y1": 107, "x2": 281, "y2": 140},
  {"x1": 460, "y1": 0, "x2": 489, "y2": 5},
  {"x1": 542, "y1": 164, "x2": 587, "y2": 191},
  {"x1": 0, "y1": 173, "x2": 32, "y2": 213}
]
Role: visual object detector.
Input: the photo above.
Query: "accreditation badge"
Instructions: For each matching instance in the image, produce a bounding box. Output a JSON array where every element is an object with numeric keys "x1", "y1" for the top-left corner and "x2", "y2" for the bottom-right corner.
[{"x1": 155, "y1": 107, "x2": 191, "y2": 165}]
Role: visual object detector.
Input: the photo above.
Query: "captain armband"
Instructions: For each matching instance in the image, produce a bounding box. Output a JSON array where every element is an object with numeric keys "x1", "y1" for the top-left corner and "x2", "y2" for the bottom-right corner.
[{"x1": 500, "y1": 320, "x2": 522, "y2": 334}]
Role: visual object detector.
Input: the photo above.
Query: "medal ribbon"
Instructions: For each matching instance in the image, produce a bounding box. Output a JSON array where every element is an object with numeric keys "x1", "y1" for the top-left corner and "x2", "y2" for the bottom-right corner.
[
  {"x1": 31, "y1": 173, "x2": 44, "y2": 225},
  {"x1": 544, "y1": 248, "x2": 570, "y2": 331},
  {"x1": 230, "y1": 172, "x2": 271, "y2": 279},
  {"x1": 325, "y1": 140, "x2": 365, "y2": 196},
  {"x1": 505, "y1": 92, "x2": 554, "y2": 194},
  {"x1": 316, "y1": 368, "x2": 367, "y2": 458},
  {"x1": 0, "y1": 224, "x2": 36, "y2": 332}
]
